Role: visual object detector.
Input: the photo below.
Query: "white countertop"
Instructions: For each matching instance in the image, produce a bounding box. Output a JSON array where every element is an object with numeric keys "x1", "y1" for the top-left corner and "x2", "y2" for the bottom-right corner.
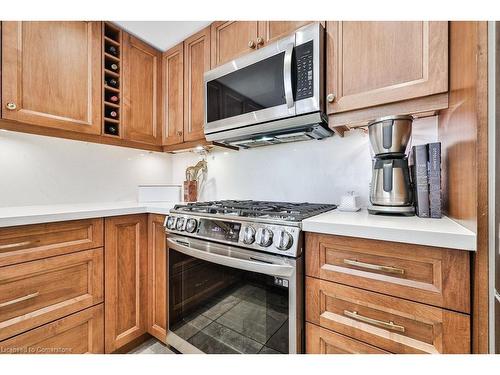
[
  {"x1": 0, "y1": 201, "x2": 179, "y2": 228},
  {"x1": 302, "y1": 209, "x2": 476, "y2": 251}
]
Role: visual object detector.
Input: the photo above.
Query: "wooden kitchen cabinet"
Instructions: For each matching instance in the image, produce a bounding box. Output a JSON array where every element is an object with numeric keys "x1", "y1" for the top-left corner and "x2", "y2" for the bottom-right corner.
[
  {"x1": 184, "y1": 26, "x2": 211, "y2": 143},
  {"x1": 326, "y1": 21, "x2": 449, "y2": 128},
  {"x1": 122, "y1": 33, "x2": 162, "y2": 145},
  {"x1": 162, "y1": 43, "x2": 185, "y2": 146},
  {"x1": 306, "y1": 277, "x2": 470, "y2": 354},
  {"x1": 1, "y1": 21, "x2": 102, "y2": 134},
  {"x1": 147, "y1": 214, "x2": 168, "y2": 341},
  {"x1": 0, "y1": 305, "x2": 104, "y2": 354},
  {"x1": 305, "y1": 233, "x2": 470, "y2": 313},
  {"x1": 104, "y1": 214, "x2": 148, "y2": 353},
  {"x1": 210, "y1": 21, "x2": 259, "y2": 67},
  {"x1": 257, "y1": 21, "x2": 312, "y2": 45},
  {"x1": 210, "y1": 21, "x2": 313, "y2": 68},
  {"x1": 0, "y1": 248, "x2": 103, "y2": 341}
]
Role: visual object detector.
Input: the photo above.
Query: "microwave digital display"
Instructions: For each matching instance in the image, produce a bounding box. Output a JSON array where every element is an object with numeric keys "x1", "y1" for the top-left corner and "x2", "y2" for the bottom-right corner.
[{"x1": 198, "y1": 219, "x2": 241, "y2": 243}]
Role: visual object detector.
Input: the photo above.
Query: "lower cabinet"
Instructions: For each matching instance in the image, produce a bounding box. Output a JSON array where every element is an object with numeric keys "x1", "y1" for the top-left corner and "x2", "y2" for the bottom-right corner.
[
  {"x1": 0, "y1": 305, "x2": 104, "y2": 354},
  {"x1": 147, "y1": 214, "x2": 168, "y2": 341},
  {"x1": 306, "y1": 323, "x2": 389, "y2": 354},
  {"x1": 104, "y1": 214, "x2": 148, "y2": 353}
]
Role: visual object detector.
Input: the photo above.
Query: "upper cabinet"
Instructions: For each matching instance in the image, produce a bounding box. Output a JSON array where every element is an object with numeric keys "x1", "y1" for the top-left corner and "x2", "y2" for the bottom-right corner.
[
  {"x1": 183, "y1": 26, "x2": 211, "y2": 143},
  {"x1": 257, "y1": 21, "x2": 312, "y2": 45},
  {"x1": 1, "y1": 21, "x2": 102, "y2": 134},
  {"x1": 326, "y1": 21, "x2": 448, "y2": 127},
  {"x1": 122, "y1": 34, "x2": 162, "y2": 145},
  {"x1": 162, "y1": 43, "x2": 184, "y2": 146},
  {"x1": 210, "y1": 21, "x2": 312, "y2": 67},
  {"x1": 210, "y1": 21, "x2": 259, "y2": 67}
]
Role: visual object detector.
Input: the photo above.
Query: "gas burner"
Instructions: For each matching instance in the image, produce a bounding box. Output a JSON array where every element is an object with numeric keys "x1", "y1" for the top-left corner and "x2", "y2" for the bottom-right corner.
[{"x1": 172, "y1": 200, "x2": 336, "y2": 222}]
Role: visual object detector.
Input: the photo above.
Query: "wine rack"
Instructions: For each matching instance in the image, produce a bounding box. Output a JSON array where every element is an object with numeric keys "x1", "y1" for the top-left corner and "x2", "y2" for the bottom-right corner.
[{"x1": 102, "y1": 22, "x2": 122, "y2": 137}]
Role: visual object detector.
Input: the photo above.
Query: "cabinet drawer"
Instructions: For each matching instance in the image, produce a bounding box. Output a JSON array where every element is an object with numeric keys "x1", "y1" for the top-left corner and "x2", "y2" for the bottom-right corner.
[
  {"x1": 306, "y1": 322, "x2": 389, "y2": 354},
  {"x1": 0, "y1": 248, "x2": 103, "y2": 341},
  {"x1": 305, "y1": 277, "x2": 470, "y2": 354},
  {"x1": 305, "y1": 233, "x2": 470, "y2": 313},
  {"x1": 0, "y1": 304, "x2": 104, "y2": 354},
  {"x1": 0, "y1": 218, "x2": 103, "y2": 267}
]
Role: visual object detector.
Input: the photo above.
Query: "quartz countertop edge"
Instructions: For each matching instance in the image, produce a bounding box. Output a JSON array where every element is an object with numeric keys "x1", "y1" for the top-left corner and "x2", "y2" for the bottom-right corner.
[
  {"x1": 302, "y1": 209, "x2": 476, "y2": 251},
  {"x1": 0, "y1": 201, "x2": 179, "y2": 228}
]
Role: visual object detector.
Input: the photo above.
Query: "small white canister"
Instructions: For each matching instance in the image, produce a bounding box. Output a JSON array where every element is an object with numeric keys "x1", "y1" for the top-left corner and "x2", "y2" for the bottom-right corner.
[{"x1": 338, "y1": 191, "x2": 361, "y2": 212}]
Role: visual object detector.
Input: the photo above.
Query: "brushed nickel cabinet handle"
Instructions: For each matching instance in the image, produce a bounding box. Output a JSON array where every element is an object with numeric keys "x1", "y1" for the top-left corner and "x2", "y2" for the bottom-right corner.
[
  {"x1": 343, "y1": 258, "x2": 405, "y2": 275},
  {"x1": 0, "y1": 241, "x2": 35, "y2": 251},
  {"x1": 344, "y1": 310, "x2": 406, "y2": 333},
  {"x1": 0, "y1": 292, "x2": 40, "y2": 308},
  {"x1": 326, "y1": 93, "x2": 335, "y2": 103},
  {"x1": 248, "y1": 40, "x2": 256, "y2": 49},
  {"x1": 6, "y1": 102, "x2": 17, "y2": 110}
]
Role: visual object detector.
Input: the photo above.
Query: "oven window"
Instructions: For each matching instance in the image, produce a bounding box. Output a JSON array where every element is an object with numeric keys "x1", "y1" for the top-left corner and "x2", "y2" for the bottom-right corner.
[
  {"x1": 206, "y1": 52, "x2": 286, "y2": 123},
  {"x1": 169, "y1": 249, "x2": 289, "y2": 354}
]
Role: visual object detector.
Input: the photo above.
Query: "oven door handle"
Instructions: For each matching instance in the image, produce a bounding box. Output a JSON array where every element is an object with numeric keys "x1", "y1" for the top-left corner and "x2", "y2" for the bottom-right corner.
[
  {"x1": 283, "y1": 42, "x2": 295, "y2": 109},
  {"x1": 167, "y1": 238, "x2": 295, "y2": 278}
]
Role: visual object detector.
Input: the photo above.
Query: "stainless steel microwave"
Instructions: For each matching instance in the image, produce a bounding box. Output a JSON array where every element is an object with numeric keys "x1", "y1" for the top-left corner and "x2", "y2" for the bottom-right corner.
[{"x1": 204, "y1": 22, "x2": 331, "y2": 148}]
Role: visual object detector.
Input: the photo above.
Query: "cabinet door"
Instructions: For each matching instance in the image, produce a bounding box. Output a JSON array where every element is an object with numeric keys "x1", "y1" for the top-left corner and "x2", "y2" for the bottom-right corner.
[
  {"x1": 123, "y1": 34, "x2": 162, "y2": 145},
  {"x1": 147, "y1": 214, "x2": 167, "y2": 341},
  {"x1": 257, "y1": 21, "x2": 312, "y2": 46},
  {"x1": 104, "y1": 214, "x2": 148, "y2": 353},
  {"x1": 0, "y1": 305, "x2": 104, "y2": 354},
  {"x1": 1, "y1": 21, "x2": 101, "y2": 134},
  {"x1": 184, "y1": 26, "x2": 210, "y2": 142},
  {"x1": 210, "y1": 21, "x2": 259, "y2": 67},
  {"x1": 326, "y1": 21, "x2": 448, "y2": 115},
  {"x1": 162, "y1": 43, "x2": 184, "y2": 146}
]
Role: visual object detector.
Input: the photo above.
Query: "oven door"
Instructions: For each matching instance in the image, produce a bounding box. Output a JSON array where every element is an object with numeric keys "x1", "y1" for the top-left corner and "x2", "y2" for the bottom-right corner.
[
  {"x1": 204, "y1": 34, "x2": 297, "y2": 136},
  {"x1": 166, "y1": 235, "x2": 302, "y2": 354}
]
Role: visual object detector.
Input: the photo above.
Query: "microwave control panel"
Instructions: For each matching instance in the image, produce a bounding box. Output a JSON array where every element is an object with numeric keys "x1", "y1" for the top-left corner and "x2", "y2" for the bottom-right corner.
[{"x1": 295, "y1": 40, "x2": 314, "y2": 100}]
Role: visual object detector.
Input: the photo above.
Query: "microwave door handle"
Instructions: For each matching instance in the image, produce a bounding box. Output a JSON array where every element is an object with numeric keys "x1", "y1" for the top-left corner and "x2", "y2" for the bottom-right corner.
[{"x1": 283, "y1": 43, "x2": 295, "y2": 109}]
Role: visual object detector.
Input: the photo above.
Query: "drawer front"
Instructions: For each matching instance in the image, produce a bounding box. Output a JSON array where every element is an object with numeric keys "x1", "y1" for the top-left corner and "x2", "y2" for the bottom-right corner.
[
  {"x1": 305, "y1": 277, "x2": 470, "y2": 354},
  {"x1": 306, "y1": 322, "x2": 389, "y2": 354},
  {"x1": 0, "y1": 218, "x2": 103, "y2": 267},
  {"x1": 0, "y1": 304, "x2": 104, "y2": 354},
  {"x1": 0, "y1": 248, "x2": 103, "y2": 341},
  {"x1": 305, "y1": 233, "x2": 470, "y2": 313}
]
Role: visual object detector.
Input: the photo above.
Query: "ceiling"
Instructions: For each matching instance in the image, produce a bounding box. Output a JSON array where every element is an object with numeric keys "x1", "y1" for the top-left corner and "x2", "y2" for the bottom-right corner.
[{"x1": 114, "y1": 21, "x2": 211, "y2": 51}]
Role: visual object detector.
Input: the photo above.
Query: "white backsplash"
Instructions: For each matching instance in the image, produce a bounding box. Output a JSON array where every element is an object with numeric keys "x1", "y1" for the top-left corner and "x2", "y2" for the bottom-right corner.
[
  {"x1": 171, "y1": 116, "x2": 438, "y2": 206},
  {"x1": 0, "y1": 116, "x2": 437, "y2": 208},
  {"x1": 0, "y1": 130, "x2": 173, "y2": 207}
]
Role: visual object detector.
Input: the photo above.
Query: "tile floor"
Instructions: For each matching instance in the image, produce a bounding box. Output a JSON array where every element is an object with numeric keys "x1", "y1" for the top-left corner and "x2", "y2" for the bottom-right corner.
[
  {"x1": 170, "y1": 283, "x2": 289, "y2": 354},
  {"x1": 129, "y1": 338, "x2": 174, "y2": 354}
]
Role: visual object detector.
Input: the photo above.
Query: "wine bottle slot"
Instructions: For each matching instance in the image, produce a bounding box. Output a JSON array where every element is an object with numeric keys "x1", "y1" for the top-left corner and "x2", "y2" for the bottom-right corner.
[
  {"x1": 105, "y1": 123, "x2": 119, "y2": 136},
  {"x1": 105, "y1": 78, "x2": 119, "y2": 89},
  {"x1": 105, "y1": 108, "x2": 118, "y2": 118},
  {"x1": 106, "y1": 45, "x2": 119, "y2": 57},
  {"x1": 105, "y1": 93, "x2": 119, "y2": 103},
  {"x1": 105, "y1": 61, "x2": 119, "y2": 71}
]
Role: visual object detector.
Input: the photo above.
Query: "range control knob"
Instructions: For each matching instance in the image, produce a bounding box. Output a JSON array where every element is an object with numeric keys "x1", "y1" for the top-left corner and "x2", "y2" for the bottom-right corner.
[
  {"x1": 166, "y1": 216, "x2": 176, "y2": 230},
  {"x1": 256, "y1": 228, "x2": 273, "y2": 247},
  {"x1": 242, "y1": 226, "x2": 256, "y2": 244},
  {"x1": 276, "y1": 230, "x2": 293, "y2": 251},
  {"x1": 185, "y1": 218, "x2": 198, "y2": 233},
  {"x1": 175, "y1": 217, "x2": 185, "y2": 231}
]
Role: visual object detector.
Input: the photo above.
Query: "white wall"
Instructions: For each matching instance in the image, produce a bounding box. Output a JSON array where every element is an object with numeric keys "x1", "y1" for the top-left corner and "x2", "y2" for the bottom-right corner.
[
  {"x1": 171, "y1": 117, "x2": 438, "y2": 206},
  {"x1": 0, "y1": 117, "x2": 437, "y2": 208},
  {"x1": 0, "y1": 130, "x2": 172, "y2": 207}
]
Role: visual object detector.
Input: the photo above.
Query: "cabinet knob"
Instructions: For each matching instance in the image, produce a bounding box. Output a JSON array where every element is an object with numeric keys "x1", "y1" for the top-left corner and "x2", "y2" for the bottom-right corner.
[
  {"x1": 177, "y1": 131, "x2": 183, "y2": 137},
  {"x1": 6, "y1": 102, "x2": 17, "y2": 110},
  {"x1": 327, "y1": 93, "x2": 336, "y2": 103},
  {"x1": 248, "y1": 40, "x2": 256, "y2": 49},
  {"x1": 256, "y1": 36, "x2": 264, "y2": 46}
]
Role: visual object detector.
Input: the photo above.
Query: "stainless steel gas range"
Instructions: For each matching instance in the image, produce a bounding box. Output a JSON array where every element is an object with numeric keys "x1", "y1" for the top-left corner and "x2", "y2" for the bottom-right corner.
[{"x1": 164, "y1": 200, "x2": 336, "y2": 354}]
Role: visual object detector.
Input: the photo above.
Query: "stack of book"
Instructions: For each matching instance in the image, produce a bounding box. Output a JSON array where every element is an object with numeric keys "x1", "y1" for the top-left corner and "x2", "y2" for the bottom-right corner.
[{"x1": 411, "y1": 142, "x2": 442, "y2": 218}]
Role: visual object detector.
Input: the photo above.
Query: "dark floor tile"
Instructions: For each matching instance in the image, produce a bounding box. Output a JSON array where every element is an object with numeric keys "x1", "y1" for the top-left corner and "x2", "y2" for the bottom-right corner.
[
  {"x1": 188, "y1": 329, "x2": 239, "y2": 354},
  {"x1": 216, "y1": 300, "x2": 288, "y2": 344},
  {"x1": 201, "y1": 294, "x2": 241, "y2": 320},
  {"x1": 258, "y1": 346, "x2": 281, "y2": 354},
  {"x1": 200, "y1": 321, "x2": 263, "y2": 354},
  {"x1": 171, "y1": 314, "x2": 212, "y2": 341},
  {"x1": 265, "y1": 321, "x2": 289, "y2": 354}
]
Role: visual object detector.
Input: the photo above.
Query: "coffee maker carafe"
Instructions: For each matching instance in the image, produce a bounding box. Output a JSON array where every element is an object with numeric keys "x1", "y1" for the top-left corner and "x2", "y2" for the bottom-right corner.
[{"x1": 367, "y1": 115, "x2": 414, "y2": 216}]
